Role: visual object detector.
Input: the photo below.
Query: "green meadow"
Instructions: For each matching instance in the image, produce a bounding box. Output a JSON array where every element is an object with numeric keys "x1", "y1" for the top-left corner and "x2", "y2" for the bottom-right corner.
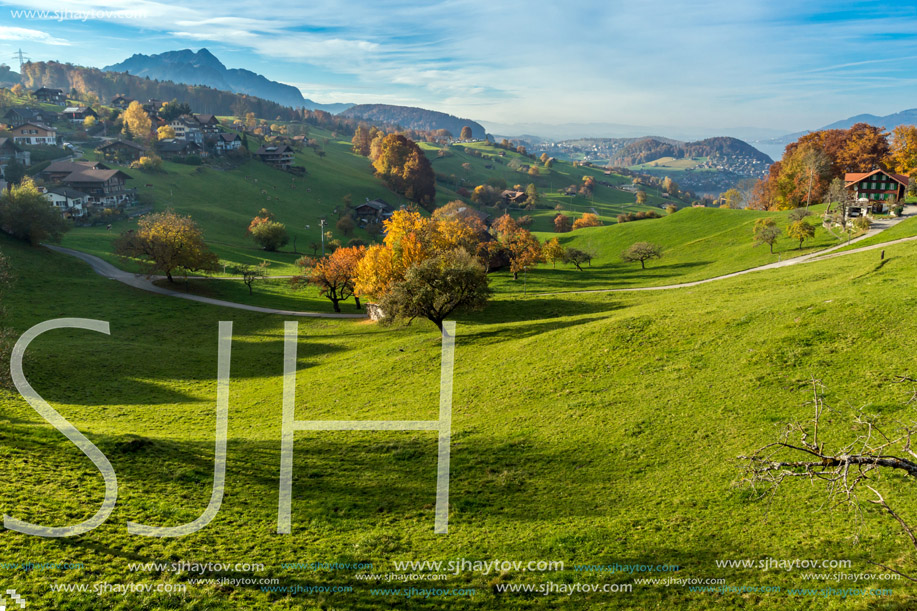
[{"x1": 2, "y1": 218, "x2": 917, "y2": 608}]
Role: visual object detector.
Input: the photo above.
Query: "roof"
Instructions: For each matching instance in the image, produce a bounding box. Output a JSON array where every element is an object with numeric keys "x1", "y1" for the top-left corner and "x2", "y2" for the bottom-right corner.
[
  {"x1": 111, "y1": 94, "x2": 132, "y2": 101},
  {"x1": 44, "y1": 160, "x2": 106, "y2": 174},
  {"x1": 256, "y1": 144, "x2": 294, "y2": 154},
  {"x1": 4, "y1": 107, "x2": 46, "y2": 119},
  {"x1": 12, "y1": 122, "x2": 55, "y2": 132},
  {"x1": 356, "y1": 198, "x2": 393, "y2": 211},
  {"x1": 34, "y1": 87, "x2": 63, "y2": 94},
  {"x1": 195, "y1": 114, "x2": 219, "y2": 124},
  {"x1": 47, "y1": 186, "x2": 89, "y2": 199},
  {"x1": 219, "y1": 133, "x2": 241, "y2": 142},
  {"x1": 844, "y1": 170, "x2": 909, "y2": 187},
  {"x1": 62, "y1": 169, "x2": 132, "y2": 183},
  {"x1": 0, "y1": 137, "x2": 23, "y2": 152},
  {"x1": 157, "y1": 139, "x2": 201, "y2": 153},
  {"x1": 97, "y1": 139, "x2": 145, "y2": 151},
  {"x1": 63, "y1": 106, "x2": 92, "y2": 114}
]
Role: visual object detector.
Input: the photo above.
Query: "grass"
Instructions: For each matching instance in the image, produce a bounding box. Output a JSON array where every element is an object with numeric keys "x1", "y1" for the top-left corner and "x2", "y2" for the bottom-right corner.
[
  {"x1": 4, "y1": 227, "x2": 917, "y2": 609},
  {"x1": 832, "y1": 215, "x2": 917, "y2": 253},
  {"x1": 487, "y1": 205, "x2": 838, "y2": 294}
]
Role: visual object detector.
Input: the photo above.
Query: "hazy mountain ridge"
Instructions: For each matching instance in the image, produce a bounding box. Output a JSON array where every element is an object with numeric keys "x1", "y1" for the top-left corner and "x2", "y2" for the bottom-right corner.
[
  {"x1": 340, "y1": 104, "x2": 486, "y2": 138},
  {"x1": 104, "y1": 49, "x2": 351, "y2": 113}
]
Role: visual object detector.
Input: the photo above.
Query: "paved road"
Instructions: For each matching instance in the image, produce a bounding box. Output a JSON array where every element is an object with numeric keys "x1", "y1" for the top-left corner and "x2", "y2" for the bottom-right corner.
[{"x1": 44, "y1": 245, "x2": 367, "y2": 319}]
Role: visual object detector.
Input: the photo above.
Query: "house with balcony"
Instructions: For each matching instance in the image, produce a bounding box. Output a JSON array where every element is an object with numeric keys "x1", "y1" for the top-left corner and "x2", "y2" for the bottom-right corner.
[
  {"x1": 353, "y1": 198, "x2": 394, "y2": 223},
  {"x1": 214, "y1": 133, "x2": 242, "y2": 154},
  {"x1": 255, "y1": 144, "x2": 295, "y2": 169},
  {"x1": 58, "y1": 168, "x2": 135, "y2": 208},
  {"x1": 10, "y1": 122, "x2": 57, "y2": 146},
  {"x1": 62, "y1": 106, "x2": 98, "y2": 124},
  {"x1": 194, "y1": 114, "x2": 221, "y2": 136},
  {"x1": 169, "y1": 115, "x2": 204, "y2": 144},
  {"x1": 844, "y1": 170, "x2": 908, "y2": 216}
]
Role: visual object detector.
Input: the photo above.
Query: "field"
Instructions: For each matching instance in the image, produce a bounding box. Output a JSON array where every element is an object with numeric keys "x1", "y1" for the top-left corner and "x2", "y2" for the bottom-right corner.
[
  {"x1": 3, "y1": 218, "x2": 917, "y2": 608},
  {"x1": 628, "y1": 156, "x2": 710, "y2": 172}
]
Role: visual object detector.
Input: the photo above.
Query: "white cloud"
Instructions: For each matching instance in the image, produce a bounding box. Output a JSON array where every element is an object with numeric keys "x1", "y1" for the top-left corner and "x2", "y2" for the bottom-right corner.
[{"x1": 0, "y1": 25, "x2": 69, "y2": 45}]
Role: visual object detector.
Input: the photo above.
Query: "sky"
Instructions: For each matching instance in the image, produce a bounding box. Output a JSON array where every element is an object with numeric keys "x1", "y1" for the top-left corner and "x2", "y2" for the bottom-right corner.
[{"x1": 1, "y1": 0, "x2": 917, "y2": 135}]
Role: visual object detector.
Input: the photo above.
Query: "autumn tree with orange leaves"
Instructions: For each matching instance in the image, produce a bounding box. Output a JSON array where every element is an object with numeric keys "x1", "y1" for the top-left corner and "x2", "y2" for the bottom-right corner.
[
  {"x1": 354, "y1": 209, "x2": 491, "y2": 329},
  {"x1": 293, "y1": 246, "x2": 366, "y2": 312},
  {"x1": 491, "y1": 214, "x2": 543, "y2": 280}
]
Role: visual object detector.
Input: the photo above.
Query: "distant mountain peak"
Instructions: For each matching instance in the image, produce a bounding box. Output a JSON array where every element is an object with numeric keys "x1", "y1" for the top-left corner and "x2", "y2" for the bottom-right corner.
[{"x1": 103, "y1": 49, "x2": 352, "y2": 113}]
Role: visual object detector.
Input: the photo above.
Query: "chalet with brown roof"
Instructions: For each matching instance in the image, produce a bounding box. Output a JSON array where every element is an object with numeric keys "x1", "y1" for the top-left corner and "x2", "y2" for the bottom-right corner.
[
  {"x1": 110, "y1": 95, "x2": 133, "y2": 109},
  {"x1": 58, "y1": 168, "x2": 134, "y2": 208},
  {"x1": 10, "y1": 122, "x2": 57, "y2": 146},
  {"x1": 194, "y1": 114, "x2": 221, "y2": 136},
  {"x1": 33, "y1": 87, "x2": 65, "y2": 105},
  {"x1": 353, "y1": 198, "x2": 394, "y2": 223},
  {"x1": 255, "y1": 144, "x2": 295, "y2": 169},
  {"x1": 3, "y1": 107, "x2": 56, "y2": 127},
  {"x1": 156, "y1": 139, "x2": 204, "y2": 158},
  {"x1": 500, "y1": 189, "x2": 527, "y2": 205},
  {"x1": 97, "y1": 139, "x2": 146, "y2": 163},
  {"x1": 62, "y1": 106, "x2": 98, "y2": 123},
  {"x1": 844, "y1": 170, "x2": 908, "y2": 216},
  {"x1": 42, "y1": 160, "x2": 109, "y2": 182},
  {"x1": 214, "y1": 133, "x2": 242, "y2": 154}
]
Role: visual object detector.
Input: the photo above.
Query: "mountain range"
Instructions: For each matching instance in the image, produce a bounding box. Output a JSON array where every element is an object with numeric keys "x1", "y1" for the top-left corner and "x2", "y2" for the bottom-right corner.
[
  {"x1": 750, "y1": 108, "x2": 917, "y2": 160},
  {"x1": 103, "y1": 48, "x2": 352, "y2": 113}
]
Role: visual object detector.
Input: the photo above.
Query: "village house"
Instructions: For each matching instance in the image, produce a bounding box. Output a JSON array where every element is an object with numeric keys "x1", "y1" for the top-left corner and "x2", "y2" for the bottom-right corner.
[
  {"x1": 194, "y1": 114, "x2": 221, "y2": 136},
  {"x1": 10, "y1": 122, "x2": 57, "y2": 146},
  {"x1": 500, "y1": 189, "x2": 527, "y2": 205},
  {"x1": 353, "y1": 198, "x2": 394, "y2": 223},
  {"x1": 42, "y1": 160, "x2": 109, "y2": 183},
  {"x1": 255, "y1": 144, "x2": 295, "y2": 169},
  {"x1": 169, "y1": 115, "x2": 204, "y2": 144},
  {"x1": 57, "y1": 168, "x2": 135, "y2": 208},
  {"x1": 0, "y1": 138, "x2": 31, "y2": 174},
  {"x1": 110, "y1": 94, "x2": 133, "y2": 109},
  {"x1": 96, "y1": 139, "x2": 146, "y2": 163},
  {"x1": 3, "y1": 107, "x2": 56, "y2": 127},
  {"x1": 42, "y1": 186, "x2": 89, "y2": 219},
  {"x1": 214, "y1": 133, "x2": 242, "y2": 154},
  {"x1": 33, "y1": 87, "x2": 66, "y2": 105},
  {"x1": 62, "y1": 106, "x2": 98, "y2": 123},
  {"x1": 844, "y1": 170, "x2": 908, "y2": 217},
  {"x1": 156, "y1": 138, "x2": 204, "y2": 158}
]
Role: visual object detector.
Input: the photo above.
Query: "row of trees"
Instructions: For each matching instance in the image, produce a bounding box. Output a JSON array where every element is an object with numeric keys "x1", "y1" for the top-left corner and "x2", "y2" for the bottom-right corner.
[{"x1": 749, "y1": 122, "x2": 917, "y2": 210}]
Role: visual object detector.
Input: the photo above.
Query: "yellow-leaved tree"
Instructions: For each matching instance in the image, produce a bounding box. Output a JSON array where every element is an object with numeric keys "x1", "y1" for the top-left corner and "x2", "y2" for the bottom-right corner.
[{"x1": 122, "y1": 101, "x2": 152, "y2": 141}]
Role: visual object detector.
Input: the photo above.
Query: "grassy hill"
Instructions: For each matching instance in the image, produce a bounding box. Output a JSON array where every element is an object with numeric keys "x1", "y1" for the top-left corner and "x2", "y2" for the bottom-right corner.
[{"x1": 2, "y1": 227, "x2": 917, "y2": 609}]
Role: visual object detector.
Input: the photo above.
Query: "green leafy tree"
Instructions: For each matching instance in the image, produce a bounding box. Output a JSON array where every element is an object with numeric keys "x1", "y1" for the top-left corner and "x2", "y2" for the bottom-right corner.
[
  {"x1": 786, "y1": 219, "x2": 816, "y2": 250},
  {"x1": 564, "y1": 248, "x2": 593, "y2": 270},
  {"x1": 622, "y1": 241, "x2": 663, "y2": 269},
  {"x1": 0, "y1": 177, "x2": 69, "y2": 245},
  {"x1": 114, "y1": 210, "x2": 218, "y2": 282},
  {"x1": 752, "y1": 218, "x2": 781, "y2": 254},
  {"x1": 377, "y1": 248, "x2": 490, "y2": 331}
]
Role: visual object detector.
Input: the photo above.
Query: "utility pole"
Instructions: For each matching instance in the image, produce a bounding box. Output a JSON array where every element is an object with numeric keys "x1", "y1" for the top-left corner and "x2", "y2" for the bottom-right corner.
[{"x1": 319, "y1": 218, "x2": 326, "y2": 257}]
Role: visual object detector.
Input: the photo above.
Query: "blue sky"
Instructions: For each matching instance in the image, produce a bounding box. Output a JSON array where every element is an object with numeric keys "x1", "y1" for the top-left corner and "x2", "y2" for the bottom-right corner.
[{"x1": 1, "y1": 0, "x2": 917, "y2": 133}]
